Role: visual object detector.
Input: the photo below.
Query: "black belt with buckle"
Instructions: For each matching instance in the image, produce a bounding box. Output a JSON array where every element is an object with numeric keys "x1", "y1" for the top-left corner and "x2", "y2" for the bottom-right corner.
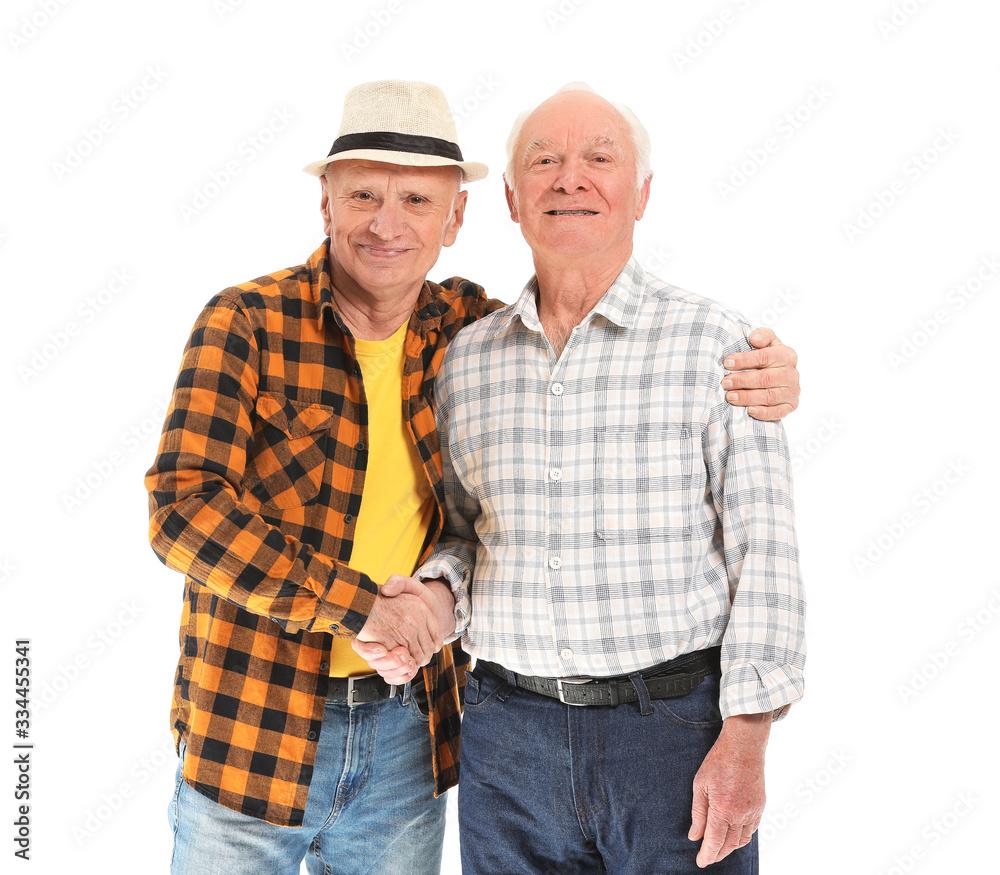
[
  {"x1": 477, "y1": 647, "x2": 720, "y2": 707},
  {"x1": 327, "y1": 674, "x2": 402, "y2": 706}
]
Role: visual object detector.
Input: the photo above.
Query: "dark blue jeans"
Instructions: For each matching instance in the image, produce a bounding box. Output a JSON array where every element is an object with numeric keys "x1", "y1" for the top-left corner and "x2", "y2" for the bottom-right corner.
[{"x1": 459, "y1": 665, "x2": 757, "y2": 874}]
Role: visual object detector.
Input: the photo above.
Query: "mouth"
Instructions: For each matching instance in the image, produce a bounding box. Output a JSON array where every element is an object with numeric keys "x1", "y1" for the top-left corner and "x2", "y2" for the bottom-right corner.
[
  {"x1": 545, "y1": 210, "x2": 598, "y2": 216},
  {"x1": 360, "y1": 245, "x2": 410, "y2": 258}
]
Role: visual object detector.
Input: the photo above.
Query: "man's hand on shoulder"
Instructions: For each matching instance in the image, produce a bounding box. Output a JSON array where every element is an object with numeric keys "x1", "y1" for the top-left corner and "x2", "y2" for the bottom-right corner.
[{"x1": 722, "y1": 327, "x2": 800, "y2": 422}]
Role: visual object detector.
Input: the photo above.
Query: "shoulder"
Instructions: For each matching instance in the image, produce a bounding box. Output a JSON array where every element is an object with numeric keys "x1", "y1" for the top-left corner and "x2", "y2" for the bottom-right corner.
[
  {"x1": 212, "y1": 260, "x2": 311, "y2": 314},
  {"x1": 640, "y1": 270, "x2": 754, "y2": 360}
]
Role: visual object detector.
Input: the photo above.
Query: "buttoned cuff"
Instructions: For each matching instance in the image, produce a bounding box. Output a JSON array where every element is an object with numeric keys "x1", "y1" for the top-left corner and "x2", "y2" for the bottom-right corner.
[
  {"x1": 303, "y1": 566, "x2": 379, "y2": 636},
  {"x1": 416, "y1": 558, "x2": 472, "y2": 636}
]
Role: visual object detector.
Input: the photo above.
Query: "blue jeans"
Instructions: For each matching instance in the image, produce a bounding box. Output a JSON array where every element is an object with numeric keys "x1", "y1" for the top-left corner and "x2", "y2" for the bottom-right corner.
[
  {"x1": 169, "y1": 690, "x2": 446, "y2": 875},
  {"x1": 459, "y1": 665, "x2": 757, "y2": 874}
]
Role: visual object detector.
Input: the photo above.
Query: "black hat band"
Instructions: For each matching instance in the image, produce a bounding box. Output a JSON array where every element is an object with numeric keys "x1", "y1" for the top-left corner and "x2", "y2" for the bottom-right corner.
[{"x1": 327, "y1": 131, "x2": 464, "y2": 162}]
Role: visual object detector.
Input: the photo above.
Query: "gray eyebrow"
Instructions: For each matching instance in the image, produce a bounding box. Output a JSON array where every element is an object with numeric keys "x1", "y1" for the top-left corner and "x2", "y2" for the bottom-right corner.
[{"x1": 521, "y1": 138, "x2": 556, "y2": 165}]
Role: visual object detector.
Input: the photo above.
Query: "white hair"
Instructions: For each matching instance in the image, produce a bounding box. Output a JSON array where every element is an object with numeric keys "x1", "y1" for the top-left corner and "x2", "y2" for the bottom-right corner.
[{"x1": 503, "y1": 82, "x2": 652, "y2": 191}]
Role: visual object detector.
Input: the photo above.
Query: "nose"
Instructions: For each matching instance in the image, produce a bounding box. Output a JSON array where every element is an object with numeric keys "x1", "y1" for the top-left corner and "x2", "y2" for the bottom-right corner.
[
  {"x1": 368, "y1": 200, "x2": 404, "y2": 239},
  {"x1": 553, "y1": 156, "x2": 591, "y2": 193}
]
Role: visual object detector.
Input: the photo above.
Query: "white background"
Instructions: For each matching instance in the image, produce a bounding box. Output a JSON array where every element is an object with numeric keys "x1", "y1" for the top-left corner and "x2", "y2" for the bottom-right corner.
[{"x1": 2, "y1": 0, "x2": 998, "y2": 872}]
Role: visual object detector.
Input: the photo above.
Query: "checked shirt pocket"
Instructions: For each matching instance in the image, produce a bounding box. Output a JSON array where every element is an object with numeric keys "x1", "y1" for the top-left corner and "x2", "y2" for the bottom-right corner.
[
  {"x1": 595, "y1": 425, "x2": 692, "y2": 541},
  {"x1": 243, "y1": 392, "x2": 336, "y2": 510}
]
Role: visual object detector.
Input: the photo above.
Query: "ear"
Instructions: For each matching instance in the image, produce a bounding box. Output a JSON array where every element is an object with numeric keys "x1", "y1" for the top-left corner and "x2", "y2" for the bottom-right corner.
[
  {"x1": 319, "y1": 177, "x2": 333, "y2": 238},
  {"x1": 634, "y1": 173, "x2": 652, "y2": 221},
  {"x1": 504, "y1": 177, "x2": 520, "y2": 223},
  {"x1": 442, "y1": 189, "x2": 468, "y2": 248}
]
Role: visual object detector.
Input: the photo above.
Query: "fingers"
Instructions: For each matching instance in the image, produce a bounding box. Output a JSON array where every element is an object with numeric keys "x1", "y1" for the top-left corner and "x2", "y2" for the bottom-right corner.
[
  {"x1": 723, "y1": 343, "x2": 797, "y2": 374},
  {"x1": 695, "y1": 810, "x2": 729, "y2": 868},
  {"x1": 722, "y1": 343, "x2": 800, "y2": 419},
  {"x1": 689, "y1": 787, "x2": 709, "y2": 842},
  {"x1": 351, "y1": 640, "x2": 419, "y2": 684},
  {"x1": 724, "y1": 386, "x2": 797, "y2": 409},
  {"x1": 696, "y1": 818, "x2": 759, "y2": 867},
  {"x1": 381, "y1": 663, "x2": 421, "y2": 686},
  {"x1": 747, "y1": 403, "x2": 796, "y2": 422}
]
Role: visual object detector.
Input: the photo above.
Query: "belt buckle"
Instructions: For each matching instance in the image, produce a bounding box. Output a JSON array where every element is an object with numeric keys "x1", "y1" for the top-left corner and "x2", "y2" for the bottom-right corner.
[
  {"x1": 345, "y1": 676, "x2": 364, "y2": 707},
  {"x1": 345, "y1": 675, "x2": 398, "y2": 707},
  {"x1": 555, "y1": 677, "x2": 593, "y2": 706}
]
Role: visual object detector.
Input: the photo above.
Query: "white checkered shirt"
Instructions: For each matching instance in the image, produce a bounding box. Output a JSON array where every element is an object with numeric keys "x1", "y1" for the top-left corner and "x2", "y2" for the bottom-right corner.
[{"x1": 418, "y1": 259, "x2": 805, "y2": 718}]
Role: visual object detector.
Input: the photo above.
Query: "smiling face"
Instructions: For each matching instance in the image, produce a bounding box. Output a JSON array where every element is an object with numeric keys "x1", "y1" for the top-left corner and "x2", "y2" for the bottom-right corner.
[
  {"x1": 320, "y1": 159, "x2": 467, "y2": 306},
  {"x1": 506, "y1": 90, "x2": 650, "y2": 275}
]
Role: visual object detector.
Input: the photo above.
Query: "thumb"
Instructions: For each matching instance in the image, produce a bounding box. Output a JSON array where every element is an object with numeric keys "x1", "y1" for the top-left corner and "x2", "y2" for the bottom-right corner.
[
  {"x1": 379, "y1": 575, "x2": 411, "y2": 597},
  {"x1": 351, "y1": 638, "x2": 386, "y2": 660},
  {"x1": 748, "y1": 326, "x2": 779, "y2": 348}
]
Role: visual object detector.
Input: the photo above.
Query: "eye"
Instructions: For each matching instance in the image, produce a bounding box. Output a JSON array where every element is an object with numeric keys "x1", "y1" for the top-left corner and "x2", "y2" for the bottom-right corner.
[
  {"x1": 354, "y1": 191, "x2": 374, "y2": 201},
  {"x1": 408, "y1": 195, "x2": 426, "y2": 205}
]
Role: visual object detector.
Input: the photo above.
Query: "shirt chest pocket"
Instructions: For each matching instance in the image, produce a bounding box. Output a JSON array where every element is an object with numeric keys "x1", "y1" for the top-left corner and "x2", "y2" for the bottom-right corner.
[
  {"x1": 243, "y1": 392, "x2": 338, "y2": 510},
  {"x1": 595, "y1": 425, "x2": 693, "y2": 541}
]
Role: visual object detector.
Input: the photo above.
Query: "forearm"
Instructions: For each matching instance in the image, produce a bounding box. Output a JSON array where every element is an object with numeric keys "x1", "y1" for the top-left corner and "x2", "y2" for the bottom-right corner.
[{"x1": 147, "y1": 484, "x2": 377, "y2": 635}]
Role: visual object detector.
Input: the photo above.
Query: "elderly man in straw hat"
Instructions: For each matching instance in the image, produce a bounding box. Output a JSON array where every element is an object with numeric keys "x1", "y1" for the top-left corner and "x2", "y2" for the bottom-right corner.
[{"x1": 145, "y1": 80, "x2": 801, "y2": 874}]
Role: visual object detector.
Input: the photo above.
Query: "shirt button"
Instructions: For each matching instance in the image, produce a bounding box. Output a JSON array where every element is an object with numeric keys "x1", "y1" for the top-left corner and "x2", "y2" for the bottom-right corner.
[
  {"x1": 356, "y1": 442, "x2": 366, "y2": 451},
  {"x1": 560, "y1": 648, "x2": 574, "y2": 661},
  {"x1": 319, "y1": 662, "x2": 329, "y2": 671},
  {"x1": 344, "y1": 514, "x2": 354, "y2": 524},
  {"x1": 308, "y1": 731, "x2": 318, "y2": 740},
  {"x1": 549, "y1": 468, "x2": 562, "y2": 481},
  {"x1": 329, "y1": 623, "x2": 339, "y2": 632},
  {"x1": 548, "y1": 557, "x2": 563, "y2": 570},
  {"x1": 551, "y1": 383, "x2": 564, "y2": 396}
]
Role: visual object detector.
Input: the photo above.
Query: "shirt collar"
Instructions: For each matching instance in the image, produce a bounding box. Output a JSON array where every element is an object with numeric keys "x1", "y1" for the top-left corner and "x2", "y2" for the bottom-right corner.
[{"x1": 494, "y1": 256, "x2": 648, "y2": 336}]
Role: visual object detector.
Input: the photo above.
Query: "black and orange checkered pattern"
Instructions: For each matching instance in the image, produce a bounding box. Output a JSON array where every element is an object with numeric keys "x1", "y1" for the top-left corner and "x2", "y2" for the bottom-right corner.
[{"x1": 145, "y1": 241, "x2": 500, "y2": 826}]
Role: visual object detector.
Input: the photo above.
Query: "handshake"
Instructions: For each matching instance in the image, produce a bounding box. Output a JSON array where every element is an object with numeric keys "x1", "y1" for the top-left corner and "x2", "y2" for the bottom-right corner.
[{"x1": 351, "y1": 575, "x2": 456, "y2": 684}]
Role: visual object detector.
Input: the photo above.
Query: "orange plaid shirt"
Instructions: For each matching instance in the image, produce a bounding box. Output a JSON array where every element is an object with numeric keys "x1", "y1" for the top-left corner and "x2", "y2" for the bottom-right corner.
[{"x1": 145, "y1": 241, "x2": 500, "y2": 826}]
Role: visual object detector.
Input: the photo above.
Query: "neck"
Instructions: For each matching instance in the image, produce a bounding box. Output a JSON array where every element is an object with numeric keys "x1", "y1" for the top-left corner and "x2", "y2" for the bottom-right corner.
[
  {"x1": 534, "y1": 251, "x2": 630, "y2": 356},
  {"x1": 330, "y1": 265, "x2": 422, "y2": 341}
]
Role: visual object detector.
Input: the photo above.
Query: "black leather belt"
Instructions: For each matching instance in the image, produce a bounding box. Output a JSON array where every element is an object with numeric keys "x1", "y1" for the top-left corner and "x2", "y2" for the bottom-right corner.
[
  {"x1": 477, "y1": 647, "x2": 720, "y2": 707},
  {"x1": 327, "y1": 674, "x2": 401, "y2": 706}
]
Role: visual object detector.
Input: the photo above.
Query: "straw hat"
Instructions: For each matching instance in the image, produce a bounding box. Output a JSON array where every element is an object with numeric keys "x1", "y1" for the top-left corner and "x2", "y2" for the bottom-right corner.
[{"x1": 303, "y1": 80, "x2": 488, "y2": 182}]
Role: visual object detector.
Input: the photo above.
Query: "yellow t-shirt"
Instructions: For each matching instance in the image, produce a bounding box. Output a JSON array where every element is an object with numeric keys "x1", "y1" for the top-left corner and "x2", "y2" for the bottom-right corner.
[{"x1": 329, "y1": 320, "x2": 436, "y2": 677}]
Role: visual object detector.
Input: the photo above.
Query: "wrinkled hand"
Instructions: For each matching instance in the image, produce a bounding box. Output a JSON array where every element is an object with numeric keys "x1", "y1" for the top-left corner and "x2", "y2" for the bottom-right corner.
[
  {"x1": 722, "y1": 327, "x2": 800, "y2": 421},
  {"x1": 689, "y1": 713, "x2": 770, "y2": 868},
  {"x1": 352, "y1": 577, "x2": 456, "y2": 685}
]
